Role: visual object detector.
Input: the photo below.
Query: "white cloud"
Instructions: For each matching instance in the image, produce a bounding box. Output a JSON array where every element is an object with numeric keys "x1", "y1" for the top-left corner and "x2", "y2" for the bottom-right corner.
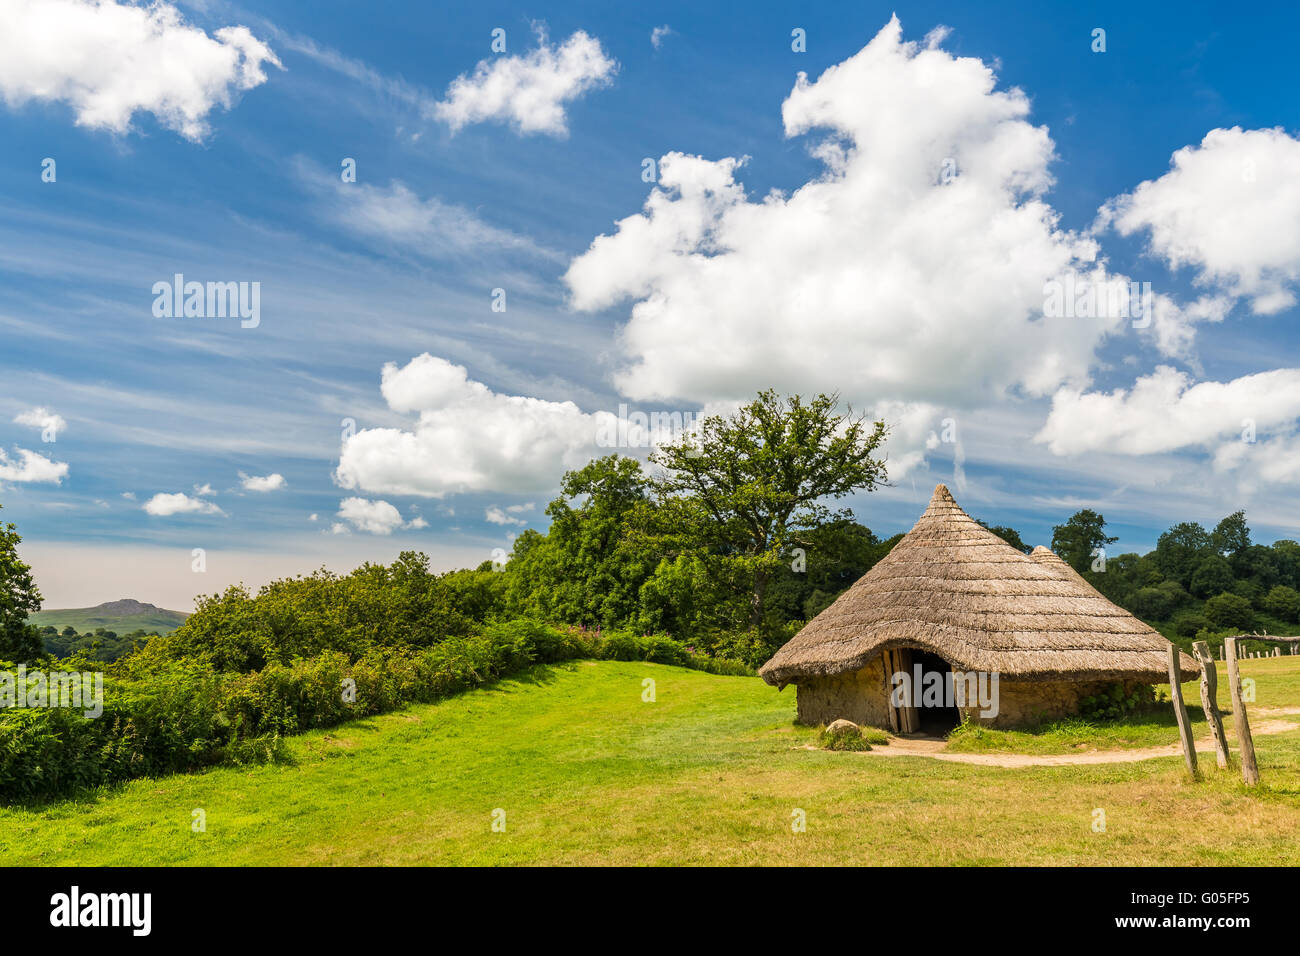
[
  {"x1": 240, "y1": 472, "x2": 286, "y2": 492},
  {"x1": 485, "y1": 504, "x2": 532, "y2": 526},
  {"x1": 1099, "y1": 127, "x2": 1300, "y2": 315},
  {"x1": 142, "y1": 492, "x2": 224, "y2": 516},
  {"x1": 0, "y1": 0, "x2": 281, "y2": 141},
  {"x1": 1035, "y1": 365, "x2": 1300, "y2": 457},
  {"x1": 301, "y1": 161, "x2": 558, "y2": 261},
  {"x1": 564, "y1": 16, "x2": 1130, "y2": 413},
  {"x1": 650, "y1": 26, "x2": 673, "y2": 49},
  {"x1": 334, "y1": 497, "x2": 419, "y2": 535},
  {"x1": 0, "y1": 446, "x2": 68, "y2": 484},
  {"x1": 335, "y1": 354, "x2": 615, "y2": 498},
  {"x1": 13, "y1": 406, "x2": 66, "y2": 439},
  {"x1": 193, "y1": 482, "x2": 215, "y2": 496},
  {"x1": 433, "y1": 29, "x2": 616, "y2": 136}
]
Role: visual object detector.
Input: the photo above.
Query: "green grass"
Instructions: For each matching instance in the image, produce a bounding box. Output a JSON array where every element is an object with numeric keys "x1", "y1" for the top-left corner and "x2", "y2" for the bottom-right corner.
[
  {"x1": 2, "y1": 658, "x2": 1299, "y2": 865},
  {"x1": 947, "y1": 656, "x2": 1300, "y2": 754}
]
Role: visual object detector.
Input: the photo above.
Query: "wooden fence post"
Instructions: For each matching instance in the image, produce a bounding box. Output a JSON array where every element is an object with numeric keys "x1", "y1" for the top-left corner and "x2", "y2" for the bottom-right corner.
[
  {"x1": 1167, "y1": 645, "x2": 1197, "y2": 776},
  {"x1": 1224, "y1": 637, "x2": 1260, "y2": 786},
  {"x1": 1192, "y1": 641, "x2": 1230, "y2": 770}
]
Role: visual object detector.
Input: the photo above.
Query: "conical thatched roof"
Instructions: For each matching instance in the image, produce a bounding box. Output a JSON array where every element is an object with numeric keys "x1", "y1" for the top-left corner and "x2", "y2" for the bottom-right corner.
[{"x1": 760, "y1": 484, "x2": 1200, "y2": 686}]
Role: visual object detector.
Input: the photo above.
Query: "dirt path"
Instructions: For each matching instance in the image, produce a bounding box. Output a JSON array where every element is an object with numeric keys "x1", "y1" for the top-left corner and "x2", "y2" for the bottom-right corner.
[{"x1": 819, "y1": 710, "x2": 1300, "y2": 768}]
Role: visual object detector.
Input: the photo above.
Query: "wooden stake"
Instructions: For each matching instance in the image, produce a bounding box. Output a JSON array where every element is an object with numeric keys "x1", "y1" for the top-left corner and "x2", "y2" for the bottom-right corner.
[
  {"x1": 1167, "y1": 645, "x2": 1197, "y2": 776},
  {"x1": 1192, "y1": 641, "x2": 1229, "y2": 770},
  {"x1": 1225, "y1": 637, "x2": 1260, "y2": 786}
]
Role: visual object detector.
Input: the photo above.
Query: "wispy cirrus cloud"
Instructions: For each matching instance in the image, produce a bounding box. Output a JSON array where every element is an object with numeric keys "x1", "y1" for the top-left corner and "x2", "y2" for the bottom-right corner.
[{"x1": 296, "y1": 157, "x2": 561, "y2": 262}]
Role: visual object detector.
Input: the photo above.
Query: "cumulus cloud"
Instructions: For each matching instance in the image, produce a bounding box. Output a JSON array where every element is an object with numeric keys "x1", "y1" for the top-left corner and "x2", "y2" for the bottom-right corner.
[
  {"x1": 13, "y1": 406, "x2": 66, "y2": 439},
  {"x1": 335, "y1": 354, "x2": 616, "y2": 498},
  {"x1": 0, "y1": 446, "x2": 68, "y2": 484},
  {"x1": 240, "y1": 472, "x2": 286, "y2": 492},
  {"x1": 1035, "y1": 366, "x2": 1300, "y2": 456},
  {"x1": 433, "y1": 29, "x2": 616, "y2": 136},
  {"x1": 565, "y1": 16, "x2": 1134, "y2": 414},
  {"x1": 0, "y1": 0, "x2": 281, "y2": 141},
  {"x1": 143, "y1": 492, "x2": 224, "y2": 516},
  {"x1": 650, "y1": 26, "x2": 673, "y2": 49},
  {"x1": 1099, "y1": 127, "x2": 1300, "y2": 315},
  {"x1": 485, "y1": 503, "x2": 534, "y2": 526},
  {"x1": 332, "y1": 497, "x2": 422, "y2": 535}
]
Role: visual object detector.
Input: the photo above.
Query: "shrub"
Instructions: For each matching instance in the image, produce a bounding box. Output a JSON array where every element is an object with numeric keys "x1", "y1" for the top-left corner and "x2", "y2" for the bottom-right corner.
[
  {"x1": 1262, "y1": 585, "x2": 1300, "y2": 622},
  {"x1": 819, "y1": 722, "x2": 872, "y2": 751},
  {"x1": 1204, "y1": 592, "x2": 1255, "y2": 631},
  {"x1": 1171, "y1": 611, "x2": 1208, "y2": 638},
  {"x1": 1078, "y1": 682, "x2": 1155, "y2": 721}
]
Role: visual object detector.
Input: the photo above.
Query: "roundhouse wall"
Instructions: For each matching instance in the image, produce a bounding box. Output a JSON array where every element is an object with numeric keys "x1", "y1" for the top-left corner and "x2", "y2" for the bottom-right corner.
[{"x1": 795, "y1": 660, "x2": 1150, "y2": 729}]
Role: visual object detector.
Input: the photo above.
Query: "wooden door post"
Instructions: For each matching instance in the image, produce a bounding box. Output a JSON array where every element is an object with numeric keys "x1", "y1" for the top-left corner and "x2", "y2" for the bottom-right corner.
[
  {"x1": 1167, "y1": 645, "x2": 1197, "y2": 776},
  {"x1": 1224, "y1": 637, "x2": 1260, "y2": 786},
  {"x1": 1192, "y1": 641, "x2": 1229, "y2": 769}
]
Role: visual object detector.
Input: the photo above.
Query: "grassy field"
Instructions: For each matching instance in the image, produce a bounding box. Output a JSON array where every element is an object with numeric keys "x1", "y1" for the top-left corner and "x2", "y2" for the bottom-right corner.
[{"x1": 2, "y1": 658, "x2": 1299, "y2": 865}]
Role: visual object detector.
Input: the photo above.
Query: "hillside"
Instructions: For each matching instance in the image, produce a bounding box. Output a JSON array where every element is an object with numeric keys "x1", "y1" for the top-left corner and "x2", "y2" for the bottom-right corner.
[
  {"x1": 4, "y1": 659, "x2": 1299, "y2": 866},
  {"x1": 30, "y1": 598, "x2": 189, "y2": 636}
]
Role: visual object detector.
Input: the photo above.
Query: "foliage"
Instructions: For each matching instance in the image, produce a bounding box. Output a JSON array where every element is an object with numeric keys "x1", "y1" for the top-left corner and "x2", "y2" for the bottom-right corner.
[
  {"x1": 650, "y1": 390, "x2": 888, "y2": 628},
  {"x1": 818, "y1": 722, "x2": 874, "y2": 751},
  {"x1": 1203, "y1": 592, "x2": 1255, "y2": 631},
  {"x1": 1077, "y1": 682, "x2": 1156, "y2": 721},
  {"x1": 0, "y1": 504, "x2": 42, "y2": 663},
  {"x1": 1050, "y1": 509, "x2": 1117, "y2": 573}
]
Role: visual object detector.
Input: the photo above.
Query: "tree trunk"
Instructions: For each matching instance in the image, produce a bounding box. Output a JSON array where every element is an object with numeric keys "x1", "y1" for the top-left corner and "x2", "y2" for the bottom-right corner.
[{"x1": 749, "y1": 568, "x2": 769, "y2": 629}]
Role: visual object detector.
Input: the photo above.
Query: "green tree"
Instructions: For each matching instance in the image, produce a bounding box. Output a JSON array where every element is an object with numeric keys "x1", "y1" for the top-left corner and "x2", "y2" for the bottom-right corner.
[
  {"x1": 1189, "y1": 554, "x2": 1234, "y2": 599},
  {"x1": 504, "y1": 456, "x2": 657, "y2": 628},
  {"x1": 652, "y1": 391, "x2": 888, "y2": 629},
  {"x1": 977, "y1": 520, "x2": 1032, "y2": 554},
  {"x1": 0, "y1": 503, "x2": 43, "y2": 662},
  {"x1": 1050, "y1": 509, "x2": 1117, "y2": 573},
  {"x1": 1154, "y1": 522, "x2": 1212, "y2": 588},
  {"x1": 1211, "y1": 510, "x2": 1251, "y2": 556}
]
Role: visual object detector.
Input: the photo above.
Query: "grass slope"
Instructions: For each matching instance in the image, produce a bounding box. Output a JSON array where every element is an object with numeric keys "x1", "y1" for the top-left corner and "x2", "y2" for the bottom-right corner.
[
  {"x1": 31, "y1": 601, "x2": 189, "y2": 636},
  {"x1": 2, "y1": 659, "x2": 1299, "y2": 865}
]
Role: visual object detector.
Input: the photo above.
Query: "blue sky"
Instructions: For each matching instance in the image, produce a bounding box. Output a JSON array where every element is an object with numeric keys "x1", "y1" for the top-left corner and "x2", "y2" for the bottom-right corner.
[{"x1": 2, "y1": 0, "x2": 1299, "y2": 609}]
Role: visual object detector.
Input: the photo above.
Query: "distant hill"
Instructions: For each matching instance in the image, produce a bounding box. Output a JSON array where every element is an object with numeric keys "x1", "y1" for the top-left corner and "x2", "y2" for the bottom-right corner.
[{"x1": 31, "y1": 598, "x2": 190, "y2": 636}]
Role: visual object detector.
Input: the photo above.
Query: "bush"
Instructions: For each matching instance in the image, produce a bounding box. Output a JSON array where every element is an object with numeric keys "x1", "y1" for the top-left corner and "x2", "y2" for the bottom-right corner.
[
  {"x1": 1262, "y1": 585, "x2": 1300, "y2": 622},
  {"x1": 1078, "y1": 682, "x2": 1155, "y2": 721},
  {"x1": 1204, "y1": 592, "x2": 1255, "y2": 631},
  {"x1": 1171, "y1": 611, "x2": 1209, "y2": 638},
  {"x1": 819, "y1": 722, "x2": 872, "y2": 751},
  {"x1": 1130, "y1": 586, "x2": 1174, "y2": 621}
]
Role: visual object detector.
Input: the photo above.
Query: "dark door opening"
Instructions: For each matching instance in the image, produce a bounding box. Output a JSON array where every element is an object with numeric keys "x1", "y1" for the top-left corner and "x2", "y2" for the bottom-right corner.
[{"x1": 910, "y1": 649, "x2": 960, "y2": 735}]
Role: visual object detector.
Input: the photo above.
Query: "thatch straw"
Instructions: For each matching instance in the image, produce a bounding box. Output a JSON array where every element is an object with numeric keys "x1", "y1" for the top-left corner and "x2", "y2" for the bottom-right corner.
[{"x1": 760, "y1": 484, "x2": 1201, "y2": 686}]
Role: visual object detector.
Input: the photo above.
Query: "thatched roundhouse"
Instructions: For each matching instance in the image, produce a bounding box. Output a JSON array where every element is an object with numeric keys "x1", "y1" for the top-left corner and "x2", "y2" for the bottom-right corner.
[{"x1": 759, "y1": 484, "x2": 1200, "y2": 731}]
